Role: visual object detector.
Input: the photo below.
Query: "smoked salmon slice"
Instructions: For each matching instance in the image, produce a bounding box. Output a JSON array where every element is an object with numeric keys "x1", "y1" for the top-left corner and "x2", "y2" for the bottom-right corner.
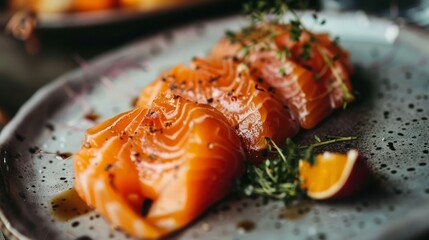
[
  {"x1": 137, "y1": 58, "x2": 299, "y2": 163},
  {"x1": 74, "y1": 94, "x2": 246, "y2": 239},
  {"x1": 210, "y1": 24, "x2": 354, "y2": 128}
]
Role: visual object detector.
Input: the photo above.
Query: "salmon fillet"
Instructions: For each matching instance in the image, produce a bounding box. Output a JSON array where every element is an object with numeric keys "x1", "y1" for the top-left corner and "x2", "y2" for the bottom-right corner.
[
  {"x1": 210, "y1": 23, "x2": 353, "y2": 128},
  {"x1": 74, "y1": 94, "x2": 246, "y2": 238},
  {"x1": 137, "y1": 58, "x2": 299, "y2": 163}
]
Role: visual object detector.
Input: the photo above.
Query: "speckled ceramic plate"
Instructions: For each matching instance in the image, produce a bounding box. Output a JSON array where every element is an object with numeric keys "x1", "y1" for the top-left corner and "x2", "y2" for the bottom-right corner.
[{"x1": 0, "y1": 12, "x2": 429, "y2": 240}]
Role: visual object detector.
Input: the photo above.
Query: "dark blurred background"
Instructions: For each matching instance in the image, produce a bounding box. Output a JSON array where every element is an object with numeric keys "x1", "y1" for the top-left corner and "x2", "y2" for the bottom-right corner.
[{"x1": 0, "y1": 0, "x2": 244, "y2": 121}]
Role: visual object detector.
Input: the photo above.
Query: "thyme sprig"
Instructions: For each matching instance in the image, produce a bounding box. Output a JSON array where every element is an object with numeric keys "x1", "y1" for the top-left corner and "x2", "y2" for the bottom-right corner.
[
  {"x1": 242, "y1": 0, "x2": 304, "y2": 24},
  {"x1": 316, "y1": 44, "x2": 354, "y2": 108},
  {"x1": 236, "y1": 135, "x2": 356, "y2": 201}
]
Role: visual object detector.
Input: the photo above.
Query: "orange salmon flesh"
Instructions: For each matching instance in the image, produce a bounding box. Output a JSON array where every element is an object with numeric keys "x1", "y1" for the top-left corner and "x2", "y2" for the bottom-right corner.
[{"x1": 74, "y1": 94, "x2": 246, "y2": 238}]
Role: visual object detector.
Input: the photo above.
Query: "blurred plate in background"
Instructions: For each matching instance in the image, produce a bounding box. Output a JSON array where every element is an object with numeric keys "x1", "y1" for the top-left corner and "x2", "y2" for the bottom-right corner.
[{"x1": 0, "y1": 0, "x2": 241, "y2": 29}]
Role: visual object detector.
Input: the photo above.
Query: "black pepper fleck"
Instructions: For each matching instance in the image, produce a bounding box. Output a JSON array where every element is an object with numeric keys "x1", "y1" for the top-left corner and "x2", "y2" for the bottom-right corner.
[{"x1": 71, "y1": 221, "x2": 80, "y2": 227}]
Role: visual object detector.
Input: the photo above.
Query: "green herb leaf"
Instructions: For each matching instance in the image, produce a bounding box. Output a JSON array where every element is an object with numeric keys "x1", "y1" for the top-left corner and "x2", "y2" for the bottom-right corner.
[
  {"x1": 303, "y1": 146, "x2": 315, "y2": 165},
  {"x1": 225, "y1": 30, "x2": 237, "y2": 43},
  {"x1": 314, "y1": 135, "x2": 321, "y2": 142},
  {"x1": 300, "y1": 42, "x2": 311, "y2": 60},
  {"x1": 313, "y1": 73, "x2": 321, "y2": 82},
  {"x1": 332, "y1": 36, "x2": 340, "y2": 47},
  {"x1": 278, "y1": 66, "x2": 287, "y2": 76},
  {"x1": 289, "y1": 20, "x2": 303, "y2": 42}
]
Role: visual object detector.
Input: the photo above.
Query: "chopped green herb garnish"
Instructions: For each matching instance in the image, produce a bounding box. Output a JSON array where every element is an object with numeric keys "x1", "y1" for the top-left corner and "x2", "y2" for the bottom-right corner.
[
  {"x1": 300, "y1": 42, "x2": 311, "y2": 61},
  {"x1": 313, "y1": 73, "x2": 321, "y2": 82},
  {"x1": 278, "y1": 66, "x2": 287, "y2": 76},
  {"x1": 235, "y1": 135, "x2": 357, "y2": 201},
  {"x1": 225, "y1": 0, "x2": 354, "y2": 108},
  {"x1": 314, "y1": 135, "x2": 321, "y2": 142},
  {"x1": 225, "y1": 30, "x2": 238, "y2": 43},
  {"x1": 277, "y1": 46, "x2": 292, "y2": 60},
  {"x1": 332, "y1": 36, "x2": 340, "y2": 47},
  {"x1": 289, "y1": 20, "x2": 303, "y2": 42}
]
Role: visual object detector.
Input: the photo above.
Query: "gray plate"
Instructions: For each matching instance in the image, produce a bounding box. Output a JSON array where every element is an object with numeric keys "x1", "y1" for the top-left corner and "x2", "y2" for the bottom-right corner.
[{"x1": 0, "y1": 12, "x2": 429, "y2": 240}]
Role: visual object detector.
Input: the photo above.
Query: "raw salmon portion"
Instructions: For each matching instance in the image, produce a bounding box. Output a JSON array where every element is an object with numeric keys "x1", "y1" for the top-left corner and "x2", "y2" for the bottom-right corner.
[
  {"x1": 137, "y1": 58, "x2": 299, "y2": 163},
  {"x1": 250, "y1": 50, "x2": 334, "y2": 129},
  {"x1": 211, "y1": 24, "x2": 354, "y2": 128},
  {"x1": 74, "y1": 94, "x2": 245, "y2": 239},
  {"x1": 273, "y1": 28, "x2": 353, "y2": 109}
]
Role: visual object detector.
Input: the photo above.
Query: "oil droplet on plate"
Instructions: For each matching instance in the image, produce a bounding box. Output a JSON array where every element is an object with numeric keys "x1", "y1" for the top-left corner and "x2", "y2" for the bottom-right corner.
[
  {"x1": 236, "y1": 220, "x2": 256, "y2": 234},
  {"x1": 278, "y1": 201, "x2": 313, "y2": 220},
  {"x1": 201, "y1": 222, "x2": 211, "y2": 232},
  {"x1": 84, "y1": 111, "x2": 100, "y2": 122},
  {"x1": 51, "y1": 188, "x2": 92, "y2": 221},
  {"x1": 55, "y1": 152, "x2": 73, "y2": 160},
  {"x1": 131, "y1": 97, "x2": 139, "y2": 107}
]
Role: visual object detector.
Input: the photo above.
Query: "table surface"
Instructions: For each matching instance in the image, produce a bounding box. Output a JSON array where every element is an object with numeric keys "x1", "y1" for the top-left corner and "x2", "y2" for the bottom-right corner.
[{"x1": 0, "y1": 0, "x2": 242, "y2": 121}]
